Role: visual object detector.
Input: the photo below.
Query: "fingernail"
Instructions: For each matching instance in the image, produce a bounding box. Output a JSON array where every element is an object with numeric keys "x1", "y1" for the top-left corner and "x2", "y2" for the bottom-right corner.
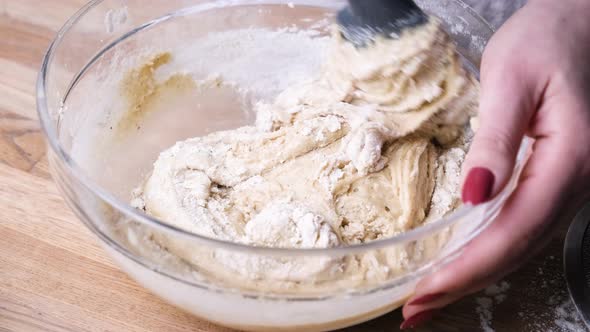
[
  {"x1": 400, "y1": 309, "x2": 438, "y2": 330},
  {"x1": 408, "y1": 293, "x2": 446, "y2": 306},
  {"x1": 462, "y1": 167, "x2": 495, "y2": 205}
]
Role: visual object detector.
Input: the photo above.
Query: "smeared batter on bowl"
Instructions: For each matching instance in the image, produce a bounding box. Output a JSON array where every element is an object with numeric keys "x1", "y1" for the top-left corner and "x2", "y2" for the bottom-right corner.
[{"x1": 130, "y1": 18, "x2": 479, "y2": 288}]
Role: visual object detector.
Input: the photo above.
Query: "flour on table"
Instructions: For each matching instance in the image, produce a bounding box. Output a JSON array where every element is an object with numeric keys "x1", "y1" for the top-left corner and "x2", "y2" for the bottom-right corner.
[
  {"x1": 474, "y1": 254, "x2": 587, "y2": 332},
  {"x1": 476, "y1": 281, "x2": 511, "y2": 332}
]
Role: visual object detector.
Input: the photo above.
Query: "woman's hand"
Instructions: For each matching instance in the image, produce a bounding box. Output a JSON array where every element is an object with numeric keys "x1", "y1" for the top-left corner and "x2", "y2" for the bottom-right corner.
[{"x1": 401, "y1": 0, "x2": 590, "y2": 328}]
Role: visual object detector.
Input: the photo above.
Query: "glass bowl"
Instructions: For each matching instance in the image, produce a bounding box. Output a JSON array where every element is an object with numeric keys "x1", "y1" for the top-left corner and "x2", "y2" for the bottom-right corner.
[{"x1": 37, "y1": 0, "x2": 529, "y2": 330}]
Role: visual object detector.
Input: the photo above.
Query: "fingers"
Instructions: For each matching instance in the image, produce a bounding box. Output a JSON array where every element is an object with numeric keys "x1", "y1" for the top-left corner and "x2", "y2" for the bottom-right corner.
[
  {"x1": 401, "y1": 135, "x2": 577, "y2": 327},
  {"x1": 462, "y1": 51, "x2": 538, "y2": 203}
]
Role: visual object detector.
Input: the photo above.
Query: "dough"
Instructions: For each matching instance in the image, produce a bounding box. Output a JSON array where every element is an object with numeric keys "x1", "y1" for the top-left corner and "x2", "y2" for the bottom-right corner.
[{"x1": 130, "y1": 18, "x2": 479, "y2": 291}]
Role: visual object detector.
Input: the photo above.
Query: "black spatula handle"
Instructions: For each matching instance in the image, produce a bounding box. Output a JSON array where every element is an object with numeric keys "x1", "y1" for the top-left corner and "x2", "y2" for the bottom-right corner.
[
  {"x1": 338, "y1": 0, "x2": 427, "y2": 46},
  {"x1": 348, "y1": 0, "x2": 423, "y2": 27}
]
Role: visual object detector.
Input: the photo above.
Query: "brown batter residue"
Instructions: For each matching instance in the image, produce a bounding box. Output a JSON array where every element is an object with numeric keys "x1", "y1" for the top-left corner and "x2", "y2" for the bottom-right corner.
[{"x1": 117, "y1": 52, "x2": 195, "y2": 133}]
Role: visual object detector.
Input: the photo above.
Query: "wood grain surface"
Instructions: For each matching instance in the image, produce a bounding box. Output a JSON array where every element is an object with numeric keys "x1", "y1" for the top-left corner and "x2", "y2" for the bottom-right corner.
[{"x1": 0, "y1": 1, "x2": 585, "y2": 331}]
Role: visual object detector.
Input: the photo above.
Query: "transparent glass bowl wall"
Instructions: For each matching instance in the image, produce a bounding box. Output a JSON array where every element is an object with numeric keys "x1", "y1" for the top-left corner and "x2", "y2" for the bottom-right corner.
[{"x1": 38, "y1": 0, "x2": 527, "y2": 330}]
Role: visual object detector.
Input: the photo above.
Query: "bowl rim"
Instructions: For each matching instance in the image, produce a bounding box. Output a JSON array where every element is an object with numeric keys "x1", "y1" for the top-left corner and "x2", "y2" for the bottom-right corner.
[{"x1": 36, "y1": 0, "x2": 515, "y2": 259}]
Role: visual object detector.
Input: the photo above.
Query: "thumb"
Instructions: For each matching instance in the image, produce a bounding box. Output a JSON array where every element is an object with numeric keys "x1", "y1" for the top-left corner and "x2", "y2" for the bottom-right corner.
[{"x1": 461, "y1": 59, "x2": 537, "y2": 204}]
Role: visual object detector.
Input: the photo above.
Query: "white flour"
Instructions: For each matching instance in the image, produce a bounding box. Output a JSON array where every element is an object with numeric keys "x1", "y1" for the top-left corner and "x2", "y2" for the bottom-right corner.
[
  {"x1": 168, "y1": 27, "x2": 330, "y2": 101},
  {"x1": 555, "y1": 300, "x2": 586, "y2": 332},
  {"x1": 476, "y1": 281, "x2": 511, "y2": 332},
  {"x1": 475, "y1": 254, "x2": 587, "y2": 332}
]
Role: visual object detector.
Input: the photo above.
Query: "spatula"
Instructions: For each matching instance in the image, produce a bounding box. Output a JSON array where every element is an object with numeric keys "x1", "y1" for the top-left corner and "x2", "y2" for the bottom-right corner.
[{"x1": 337, "y1": 0, "x2": 428, "y2": 47}]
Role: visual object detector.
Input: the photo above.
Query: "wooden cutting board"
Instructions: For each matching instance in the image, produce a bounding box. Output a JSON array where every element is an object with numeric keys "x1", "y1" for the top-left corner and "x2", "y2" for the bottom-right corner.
[{"x1": 0, "y1": 1, "x2": 583, "y2": 331}]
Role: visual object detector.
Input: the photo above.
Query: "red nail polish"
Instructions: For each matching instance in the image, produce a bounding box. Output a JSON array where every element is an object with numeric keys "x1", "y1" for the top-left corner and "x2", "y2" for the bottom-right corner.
[
  {"x1": 400, "y1": 309, "x2": 438, "y2": 330},
  {"x1": 408, "y1": 293, "x2": 446, "y2": 306},
  {"x1": 462, "y1": 167, "x2": 495, "y2": 205}
]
